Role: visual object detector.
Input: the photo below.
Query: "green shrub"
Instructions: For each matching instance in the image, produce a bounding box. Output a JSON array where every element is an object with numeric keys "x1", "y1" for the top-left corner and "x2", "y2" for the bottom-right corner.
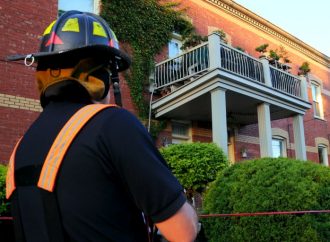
[
  {"x1": 0, "y1": 164, "x2": 10, "y2": 216},
  {"x1": 160, "y1": 142, "x2": 228, "y2": 198},
  {"x1": 203, "y1": 158, "x2": 330, "y2": 242}
]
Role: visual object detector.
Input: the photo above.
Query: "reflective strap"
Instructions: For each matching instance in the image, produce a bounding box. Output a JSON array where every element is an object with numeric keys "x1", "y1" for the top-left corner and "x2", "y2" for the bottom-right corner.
[
  {"x1": 6, "y1": 138, "x2": 22, "y2": 199},
  {"x1": 38, "y1": 104, "x2": 116, "y2": 192}
]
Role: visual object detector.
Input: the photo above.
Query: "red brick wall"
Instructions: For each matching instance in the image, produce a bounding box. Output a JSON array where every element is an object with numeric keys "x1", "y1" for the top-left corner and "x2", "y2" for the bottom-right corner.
[
  {"x1": 0, "y1": 1, "x2": 58, "y2": 162},
  {"x1": 0, "y1": 0, "x2": 58, "y2": 98}
]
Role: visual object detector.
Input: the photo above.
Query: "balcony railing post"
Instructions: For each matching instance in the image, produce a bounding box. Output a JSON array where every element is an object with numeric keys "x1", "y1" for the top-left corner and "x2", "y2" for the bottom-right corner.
[
  {"x1": 208, "y1": 33, "x2": 221, "y2": 69},
  {"x1": 260, "y1": 57, "x2": 272, "y2": 86},
  {"x1": 299, "y1": 75, "x2": 308, "y2": 101}
]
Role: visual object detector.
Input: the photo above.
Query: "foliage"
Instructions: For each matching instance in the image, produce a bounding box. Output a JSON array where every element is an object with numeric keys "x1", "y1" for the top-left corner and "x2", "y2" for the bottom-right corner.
[
  {"x1": 181, "y1": 29, "x2": 227, "y2": 51},
  {"x1": 202, "y1": 157, "x2": 330, "y2": 242},
  {"x1": 255, "y1": 43, "x2": 269, "y2": 55},
  {"x1": 101, "y1": 0, "x2": 193, "y2": 118},
  {"x1": 269, "y1": 49, "x2": 280, "y2": 61},
  {"x1": 159, "y1": 142, "x2": 228, "y2": 198},
  {"x1": 299, "y1": 61, "x2": 311, "y2": 76},
  {"x1": 181, "y1": 33, "x2": 208, "y2": 50},
  {"x1": 0, "y1": 164, "x2": 10, "y2": 216},
  {"x1": 235, "y1": 46, "x2": 245, "y2": 52},
  {"x1": 278, "y1": 45, "x2": 291, "y2": 63},
  {"x1": 211, "y1": 29, "x2": 228, "y2": 44}
]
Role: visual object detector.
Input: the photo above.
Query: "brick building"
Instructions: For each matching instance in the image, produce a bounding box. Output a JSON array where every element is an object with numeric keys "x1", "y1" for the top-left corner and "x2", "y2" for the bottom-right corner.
[{"x1": 1, "y1": 0, "x2": 330, "y2": 165}]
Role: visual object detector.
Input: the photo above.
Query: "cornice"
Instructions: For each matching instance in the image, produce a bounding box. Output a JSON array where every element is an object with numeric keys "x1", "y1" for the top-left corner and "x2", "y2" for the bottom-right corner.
[{"x1": 205, "y1": 0, "x2": 330, "y2": 68}]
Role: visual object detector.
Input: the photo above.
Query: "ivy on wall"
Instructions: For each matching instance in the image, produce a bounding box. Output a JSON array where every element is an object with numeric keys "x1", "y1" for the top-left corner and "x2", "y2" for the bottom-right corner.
[{"x1": 101, "y1": 0, "x2": 193, "y2": 119}]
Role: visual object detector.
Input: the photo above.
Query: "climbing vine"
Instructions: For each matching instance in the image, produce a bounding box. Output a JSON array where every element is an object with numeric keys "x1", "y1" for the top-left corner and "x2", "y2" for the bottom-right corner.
[{"x1": 101, "y1": 0, "x2": 193, "y2": 119}]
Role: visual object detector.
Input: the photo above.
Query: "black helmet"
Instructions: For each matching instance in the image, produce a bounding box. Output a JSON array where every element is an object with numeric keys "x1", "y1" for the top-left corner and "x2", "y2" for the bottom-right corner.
[{"x1": 7, "y1": 10, "x2": 130, "y2": 71}]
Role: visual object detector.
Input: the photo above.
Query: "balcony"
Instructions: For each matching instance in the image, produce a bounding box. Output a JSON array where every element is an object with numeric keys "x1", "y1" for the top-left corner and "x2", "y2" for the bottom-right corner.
[
  {"x1": 152, "y1": 33, "x2": 311, "y2": 125},
  {"x1": 151, "y1": 33, "x2": 311, "y2": 159}
]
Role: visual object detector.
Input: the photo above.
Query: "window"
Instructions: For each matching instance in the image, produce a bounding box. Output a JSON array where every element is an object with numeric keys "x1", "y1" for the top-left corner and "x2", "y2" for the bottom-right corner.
[
  {"x1": 272, "y1": 138, "x2": 286, "y2": 158},
  {"x1": 318, "y1": 145, "x2": 329, "y2": 166},
  {"x1": 171, "y1": 121, "x2": 191, "y2": 144},
  {"x1": 168, "y1": 37, "x2": 182, "y2": 58},
  {"x1": 311, "y1": 82, "x2": 323, "y2": 118},
  {"x1": 58, "y1": 0, "x2": 100, "y2": 15}
]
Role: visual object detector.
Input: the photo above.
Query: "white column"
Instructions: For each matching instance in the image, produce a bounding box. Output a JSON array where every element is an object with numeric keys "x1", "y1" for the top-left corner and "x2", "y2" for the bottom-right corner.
[
  {"x1": 257, "y1": 103, "x2": 272, "y2": 157},
  {"x1": 299, "y1": 75, "x2": 308, "y2": 101},
  {"x1": 208, "y1": 33, "x2": 221, "y2": 69},
  {"x1": 260, "y1": 58, "x2": 272, "y2": 87},
  {"x1": 293, "y1": 114, "x2": 307, "y2": 160},
  {"x1": 211, "y1": 87, "x2": 228, "y2": 155}
]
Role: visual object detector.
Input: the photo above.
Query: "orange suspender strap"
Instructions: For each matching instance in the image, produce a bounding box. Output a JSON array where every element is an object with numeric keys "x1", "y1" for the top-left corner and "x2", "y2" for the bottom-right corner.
[
  {"x1": 6, "y1": 104, "x2": 116, "y2": 199},
  {"x1": 6, "y1": 138, "x2": 22, "y2": 199},
  {"x1": 37, "y1": 104, "x2": 117, "y2": 192}
]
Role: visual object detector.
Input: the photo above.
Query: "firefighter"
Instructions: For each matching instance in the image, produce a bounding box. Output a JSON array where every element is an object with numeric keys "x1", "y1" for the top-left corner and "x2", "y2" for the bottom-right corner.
[{"x1": 6, "y1": 10, "x2": 197, "y2": 242}]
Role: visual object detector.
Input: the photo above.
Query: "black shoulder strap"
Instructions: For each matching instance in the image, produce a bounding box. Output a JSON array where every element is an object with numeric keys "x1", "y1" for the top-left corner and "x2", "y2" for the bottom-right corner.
[{"x1": 11, "y1": 166, "x2": 66, "y2": 242}]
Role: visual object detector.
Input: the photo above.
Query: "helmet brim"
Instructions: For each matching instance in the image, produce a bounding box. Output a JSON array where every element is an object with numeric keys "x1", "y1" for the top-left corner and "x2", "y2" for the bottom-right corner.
[{"x1": 7, "y1": 44, "x2": 131, "y2": 72}]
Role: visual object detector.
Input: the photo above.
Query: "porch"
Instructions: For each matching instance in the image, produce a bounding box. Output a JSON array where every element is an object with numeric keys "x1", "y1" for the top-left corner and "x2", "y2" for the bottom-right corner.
[{"x1": 151, "y1": 33, "x2": 311, "y2": 159}]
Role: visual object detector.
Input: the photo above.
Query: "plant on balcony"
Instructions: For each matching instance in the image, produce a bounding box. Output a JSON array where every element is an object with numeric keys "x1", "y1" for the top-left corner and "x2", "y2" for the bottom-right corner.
[
  {"x1": 269, "y1": 49, "x2": 280, "y2": 61},
  {"x1": 181, "y1": 33, "x2": 208, "y2": 50},
  {"x1": 298, "y1": 61, "x2": 311, "y2": 76},
  {"x1": 278, "y1": 45, "x2": 291, "y2": 63},
  {"x1": 212, "y1": 29, "x2": 228, "y2": 44},
  {"x1": 235, "y1": 46, "x2": 245, "y2": 52},
  {"x1": 255, "y1": 43, "x2": 269, "y2": 58}
]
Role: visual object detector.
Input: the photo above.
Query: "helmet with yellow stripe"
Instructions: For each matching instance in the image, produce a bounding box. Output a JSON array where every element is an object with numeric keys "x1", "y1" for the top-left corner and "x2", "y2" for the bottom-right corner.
[
  {"x1": 8, "y1": 10, "x2": 130, "y2": 106},
  {"x1": 7, "y1": 10, "x2": 130, "y2": 72}
]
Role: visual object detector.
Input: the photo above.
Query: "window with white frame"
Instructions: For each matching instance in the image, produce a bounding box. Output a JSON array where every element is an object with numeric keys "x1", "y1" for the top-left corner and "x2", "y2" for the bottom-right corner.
[
  {"x1": 171, "y1": 121, "x2": 191, "y2": 144},
  {"x1": 318, "y1": 145, "x2": 329, "y2": 166},
  {"x1": 58, "y1": 0, "x2": 100, "y2": 15},
  {"x1": 311, "y1": 82, "x2": 323, "y2": 119},
  {"x1": 272, "y1": 137, "x2": 286, "y2": 158}
]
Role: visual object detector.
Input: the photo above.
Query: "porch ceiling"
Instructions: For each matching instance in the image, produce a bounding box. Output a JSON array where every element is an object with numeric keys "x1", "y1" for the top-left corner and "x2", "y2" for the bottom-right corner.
[{"x1": 152, "y1": 90, "x2": 295, "y2": 125}]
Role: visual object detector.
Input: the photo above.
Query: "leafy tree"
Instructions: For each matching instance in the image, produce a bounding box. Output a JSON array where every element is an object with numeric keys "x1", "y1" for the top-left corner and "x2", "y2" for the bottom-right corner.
[
  {"x1": 202, "y1": 158, "x2": 330, "y2": 242},
  {"x1": 160, "y1": 142, "x2": 228, "y2": 199}
]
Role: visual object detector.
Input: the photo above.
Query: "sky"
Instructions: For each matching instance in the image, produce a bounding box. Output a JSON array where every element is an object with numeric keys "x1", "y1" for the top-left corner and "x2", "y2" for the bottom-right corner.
[{"x1": 233, "y1": 0, "x2": 330, "y2": 57}]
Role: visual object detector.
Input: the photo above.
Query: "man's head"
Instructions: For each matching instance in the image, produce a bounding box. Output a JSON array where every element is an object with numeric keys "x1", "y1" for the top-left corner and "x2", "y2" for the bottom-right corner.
[{"x1": 7, "y1": 10, "x2": 130, "y2": 106}]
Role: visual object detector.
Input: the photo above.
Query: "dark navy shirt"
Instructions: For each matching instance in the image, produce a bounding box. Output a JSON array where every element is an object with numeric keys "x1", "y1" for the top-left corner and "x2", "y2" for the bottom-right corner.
[{"x1": 14, "y1": 101, "x2": 186, "y2": 242}]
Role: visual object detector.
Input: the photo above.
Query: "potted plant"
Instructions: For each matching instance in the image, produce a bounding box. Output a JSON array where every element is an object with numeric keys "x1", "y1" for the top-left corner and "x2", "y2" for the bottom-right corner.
[
  {"x1": 235, "y1": 46, "x2": 245, "y2": 52},
  {"x1": 255, "y1": 43, "x2": 269, "y2": 58},
  {"x1": 298, "y1": 61, "x2": 311, "y2": 76}
]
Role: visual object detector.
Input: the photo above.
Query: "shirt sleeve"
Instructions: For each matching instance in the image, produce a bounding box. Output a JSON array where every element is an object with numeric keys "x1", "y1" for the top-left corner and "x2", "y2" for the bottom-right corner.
[{"x1": 100, "y1": 108, "x2": 186, "y2": 223}]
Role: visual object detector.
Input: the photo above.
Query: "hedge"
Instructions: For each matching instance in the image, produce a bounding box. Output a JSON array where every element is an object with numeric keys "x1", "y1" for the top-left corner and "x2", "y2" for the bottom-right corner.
[
  {"x1": 160, "y1": 142, "x2": 228, "y2": 199},
  {"x1": 202, "y1": 158, "x2": 330, "y2": 242},
  {"x1": 0, "y1": 164, "x2": 9, "y2": 216}
]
